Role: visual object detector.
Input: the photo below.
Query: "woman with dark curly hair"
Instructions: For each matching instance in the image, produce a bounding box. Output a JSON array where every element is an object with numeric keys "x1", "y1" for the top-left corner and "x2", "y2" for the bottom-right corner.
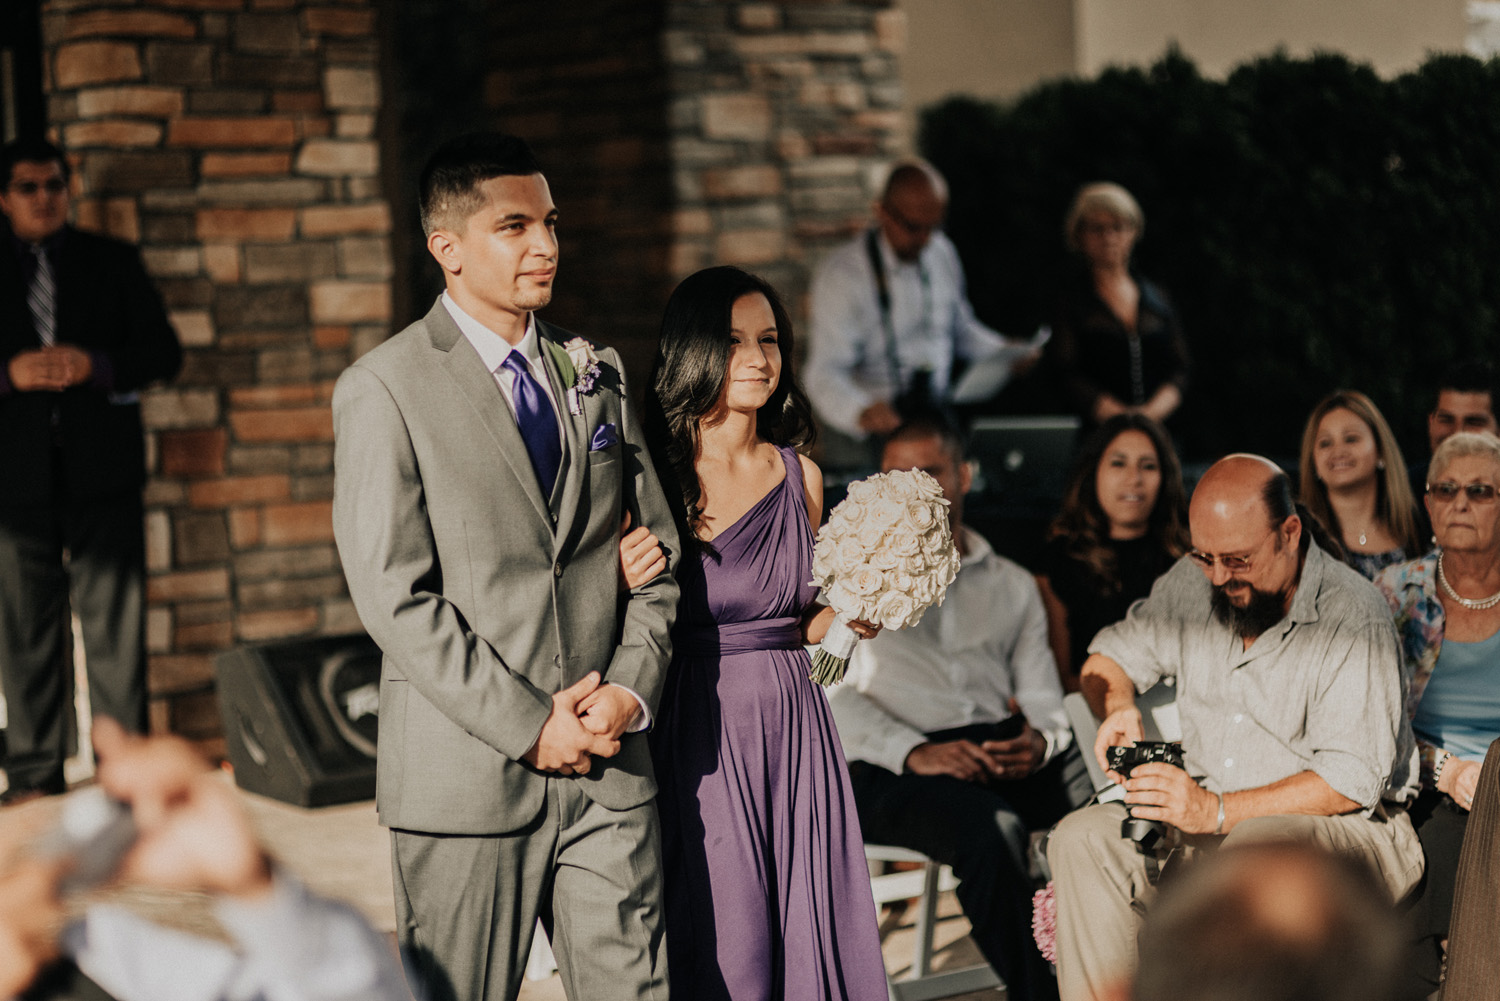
[
  {"x1": 1035, "y1": 414, "x2": 1189, "y2": 692},
  {"x1": 640, "y1": 266, "x2": 887, "y2": 999}
]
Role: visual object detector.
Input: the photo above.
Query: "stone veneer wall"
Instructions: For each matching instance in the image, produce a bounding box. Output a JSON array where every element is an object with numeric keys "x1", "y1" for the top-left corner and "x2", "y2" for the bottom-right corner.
[
  {"x1": 662, "y1": 1, "x2": 907, "y2": 332},
  {"x1": 41, "y1": 0, "x2": 390, "y2": 744},
  {"x1": 478, "y1": 1, "x2": 908, "y2": 388}
]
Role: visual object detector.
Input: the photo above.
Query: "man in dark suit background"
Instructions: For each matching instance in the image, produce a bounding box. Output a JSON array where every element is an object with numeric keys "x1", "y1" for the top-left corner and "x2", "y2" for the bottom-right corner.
[{"x1": 0, "y1": 138, "x2": 181, "y2": 803}]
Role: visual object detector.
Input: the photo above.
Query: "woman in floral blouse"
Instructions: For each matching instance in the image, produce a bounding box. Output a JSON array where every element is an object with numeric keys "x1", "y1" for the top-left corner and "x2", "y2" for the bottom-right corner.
[{"x1": 1374, "y1": 430, "x2": 1500, "y2": 993}]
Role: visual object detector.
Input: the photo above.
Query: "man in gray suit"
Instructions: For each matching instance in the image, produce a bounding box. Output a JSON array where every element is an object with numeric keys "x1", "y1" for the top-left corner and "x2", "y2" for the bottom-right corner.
[{"x1": 332, "y1": 133, "x2": 679, "y2": 1001}]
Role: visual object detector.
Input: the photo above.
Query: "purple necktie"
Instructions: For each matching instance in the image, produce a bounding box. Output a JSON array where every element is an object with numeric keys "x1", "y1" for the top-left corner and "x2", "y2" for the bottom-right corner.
[{"x1": 502, "y1": 351, "x2": 562, "y2": 493}]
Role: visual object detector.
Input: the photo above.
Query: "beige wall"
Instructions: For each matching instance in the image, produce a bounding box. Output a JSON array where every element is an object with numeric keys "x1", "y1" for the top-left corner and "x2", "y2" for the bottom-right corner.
[
  {"x1": 900, "y1": 0, "x2": 1076, "y2": 107},
  {"x1": 902, "y1": 0, "x2": 1470, "y2": 108}
]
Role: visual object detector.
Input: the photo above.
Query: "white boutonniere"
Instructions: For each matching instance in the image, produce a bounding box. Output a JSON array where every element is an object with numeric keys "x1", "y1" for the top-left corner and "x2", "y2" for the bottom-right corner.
[{"x1": 545, "y1": 337, "x2": 603, "y2": 416}]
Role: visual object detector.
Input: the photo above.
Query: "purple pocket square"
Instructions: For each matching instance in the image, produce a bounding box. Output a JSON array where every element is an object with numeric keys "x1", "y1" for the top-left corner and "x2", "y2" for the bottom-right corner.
[{"x1": 590, "y1": 422, "x2": 619, "y2": 451}]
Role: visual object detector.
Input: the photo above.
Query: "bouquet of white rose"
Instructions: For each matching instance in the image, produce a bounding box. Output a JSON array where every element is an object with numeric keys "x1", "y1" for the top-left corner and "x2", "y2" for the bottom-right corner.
[{"x1": 807, "y1": 468, "x2": 961, "y2": 685}]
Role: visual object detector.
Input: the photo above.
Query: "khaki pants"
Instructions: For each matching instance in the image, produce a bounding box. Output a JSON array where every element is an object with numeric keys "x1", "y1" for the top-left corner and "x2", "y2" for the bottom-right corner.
[{"x1": 1046, "y1": 801, "x2": 1423, "y2": 1001}]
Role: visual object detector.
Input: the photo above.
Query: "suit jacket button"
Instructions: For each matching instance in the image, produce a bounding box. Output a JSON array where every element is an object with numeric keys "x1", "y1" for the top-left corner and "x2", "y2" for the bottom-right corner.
[{"x1": 553, "y1": 562, "x2": 563, "y2": 578}]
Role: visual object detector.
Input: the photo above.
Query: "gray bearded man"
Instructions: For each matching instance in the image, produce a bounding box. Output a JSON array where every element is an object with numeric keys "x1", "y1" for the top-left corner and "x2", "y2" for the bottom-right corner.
[
  {"x1": 1047, "y1": 454, "x2": 1423, "y2": 1001},
  {"x1": 332, "y1": 133, "x2": 679, "y2": 1001}
]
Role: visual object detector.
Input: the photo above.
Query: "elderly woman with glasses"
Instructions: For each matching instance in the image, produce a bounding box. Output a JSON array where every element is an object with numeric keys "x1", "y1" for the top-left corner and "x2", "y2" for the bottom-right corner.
[
  {"x1": 1374, "y1": 430, "x2": 1500, "y2": 993},
  {"x1": 1043, "y1": 182, "x2": 1190, "y2": 428}
]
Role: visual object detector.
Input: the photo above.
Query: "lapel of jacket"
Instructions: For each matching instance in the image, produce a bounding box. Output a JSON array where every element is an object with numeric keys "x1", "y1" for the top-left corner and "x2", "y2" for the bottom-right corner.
[
  {"x1": 539, "y1": 319, "x2": 589, "y2": 541},
  {"x1": 427, "y1": 299, "x2": 553, "y2": 526}
]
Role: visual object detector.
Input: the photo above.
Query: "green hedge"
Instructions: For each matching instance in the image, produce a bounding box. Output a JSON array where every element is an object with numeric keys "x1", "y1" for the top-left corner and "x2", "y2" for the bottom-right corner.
[{"x1": 921, "y1": 50, "x2": 1500, "y2": 462}]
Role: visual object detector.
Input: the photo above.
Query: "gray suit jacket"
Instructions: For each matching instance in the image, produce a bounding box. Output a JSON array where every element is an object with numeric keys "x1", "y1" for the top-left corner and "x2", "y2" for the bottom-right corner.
[{"x1": 332, "y1": 298, "x2": 679, "y2": 835}]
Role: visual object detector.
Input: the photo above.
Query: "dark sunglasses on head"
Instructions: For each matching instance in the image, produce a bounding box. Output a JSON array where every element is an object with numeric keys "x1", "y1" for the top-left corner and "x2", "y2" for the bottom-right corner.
[
  {"x1": 8, "y1": 179, "x2": 66, "y2": 196},
  {"x1": 1427, "y1": 481, "x2": 1498, "y2": 503}
]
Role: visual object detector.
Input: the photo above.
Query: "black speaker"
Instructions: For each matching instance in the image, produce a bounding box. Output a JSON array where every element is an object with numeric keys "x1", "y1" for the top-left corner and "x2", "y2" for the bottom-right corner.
[{"x1": 215, "y1": 633, "x2": 381, "y2": 807}]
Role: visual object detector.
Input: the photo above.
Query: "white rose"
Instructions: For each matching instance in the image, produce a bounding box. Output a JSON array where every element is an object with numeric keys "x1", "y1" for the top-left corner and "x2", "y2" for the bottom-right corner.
[
  {"x1": 866, "y1": 496, "x2": 905, "y2": 531},
  {"x1": 888, "y1": 570, "x2": 914, "y2": 595},
  {"x1": 876, "y1": 591, "x2": 916, "y2": 629},
  {"x1": 855, "y1": 519, "x2": 887, "y2": 551},
  {"x1": 868, "y1": 546, "x2": 900, "y2": 571},
  {"x1": 825, "y1": 582, "x2": 859, "y2": 614},
  {"x1": 850, "y1": 566, "x2": 885, "y2": 596},
  {"x1": 906, "y1": 502, "x2": 935, "y2": 530},
  {"x1": 836, "y1": 535, "x2": 868, "y2": 569},
  {"x1": 889, "y1": 531, "x2": 920, "y2": 558},
  {"x1": 563, "y1": 336, "x2": 600, "y2": 372},
  {"x1": 836, "y1": 497, "x2": 866, "y2": 526}
]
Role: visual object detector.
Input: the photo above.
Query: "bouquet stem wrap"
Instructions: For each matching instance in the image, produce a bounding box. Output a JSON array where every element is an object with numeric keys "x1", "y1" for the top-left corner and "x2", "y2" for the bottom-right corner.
[{"x1": 809, "y1": 613, "x2": 860, "y2": 685}]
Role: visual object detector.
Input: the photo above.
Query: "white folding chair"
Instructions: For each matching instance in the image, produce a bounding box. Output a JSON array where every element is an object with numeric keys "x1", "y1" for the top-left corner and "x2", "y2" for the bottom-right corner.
[
  {"x1": 1063, "y1": 679, "x2": 1182, "y2": 802},
  {"x1": 866, "y1": 843, "x2": 1003, "y2": 1001}
]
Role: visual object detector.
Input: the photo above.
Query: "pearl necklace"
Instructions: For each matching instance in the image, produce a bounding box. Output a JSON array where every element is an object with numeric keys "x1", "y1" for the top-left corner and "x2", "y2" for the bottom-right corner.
[{"x1": 1437, "y1": 551, "x2": 1500, "y2": 611}]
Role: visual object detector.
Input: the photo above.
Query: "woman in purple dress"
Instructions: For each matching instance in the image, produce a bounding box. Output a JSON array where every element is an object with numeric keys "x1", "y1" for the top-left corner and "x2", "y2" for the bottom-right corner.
[{"x1": 641, "y1": 266, "x2": 888, "y2": 1000}]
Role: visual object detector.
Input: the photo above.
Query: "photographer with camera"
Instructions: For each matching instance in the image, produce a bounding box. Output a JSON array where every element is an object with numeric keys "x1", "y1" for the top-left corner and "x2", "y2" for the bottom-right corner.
[{"x1": 1046, "y1": 455, "x2": 1424, "y2": 1001}]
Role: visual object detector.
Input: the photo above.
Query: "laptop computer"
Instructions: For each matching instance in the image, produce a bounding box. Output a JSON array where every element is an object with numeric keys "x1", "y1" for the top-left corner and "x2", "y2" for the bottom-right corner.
[{"x1": 967, "y1": 415, "x2": 1082, "y2": 508}]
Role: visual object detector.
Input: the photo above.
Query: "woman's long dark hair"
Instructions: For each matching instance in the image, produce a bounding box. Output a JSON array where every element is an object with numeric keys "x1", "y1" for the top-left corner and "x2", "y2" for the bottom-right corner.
[
  {"x1": 643, "y1": 266, "x2": 816, "y2": 549},
  {"x1": 1048, "y1": 414, "x2": 1190, "y2": 591}
]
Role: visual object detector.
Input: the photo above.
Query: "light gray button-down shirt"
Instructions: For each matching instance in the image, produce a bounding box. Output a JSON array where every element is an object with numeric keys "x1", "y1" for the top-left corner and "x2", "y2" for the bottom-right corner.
[
  {"x1": 1090, "y1": 540, "x2": 1418, "y2": 811},
  {"x1": 828, "y1": 527, "x2": 1071, "y2": 775}
]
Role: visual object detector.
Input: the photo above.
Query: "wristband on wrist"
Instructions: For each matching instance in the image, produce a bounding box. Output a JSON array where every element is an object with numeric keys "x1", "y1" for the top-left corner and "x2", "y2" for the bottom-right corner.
[
  {"x1": 1433, "y1": 750, "x2": 1453, "y2": 789},
  {"x1": 1214, "y1": 792, "x2": 1225, "y2": 835}
]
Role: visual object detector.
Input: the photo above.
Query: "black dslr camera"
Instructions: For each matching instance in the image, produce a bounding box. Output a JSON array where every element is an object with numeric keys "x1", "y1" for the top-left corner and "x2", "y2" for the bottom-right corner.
[{"x1": 1106, "y1": 741, "x2": 1186, "y2": 854}]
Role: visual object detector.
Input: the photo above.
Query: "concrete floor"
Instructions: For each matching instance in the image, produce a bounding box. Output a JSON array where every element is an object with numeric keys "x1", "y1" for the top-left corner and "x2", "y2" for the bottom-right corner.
[{"x1": 237, "y1": 783, "x2": 1006, "y2": 1000}]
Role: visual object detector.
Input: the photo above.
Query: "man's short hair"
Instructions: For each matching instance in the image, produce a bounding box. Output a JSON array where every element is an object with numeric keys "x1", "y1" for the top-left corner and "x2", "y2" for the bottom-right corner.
[
  {"x1": 1133, "y1": 843, "x2": 1404, "y2": 1001},
  {"x1": 418, "y1": 132, "x2": 542, "y2": 236},
  {"x1": 0, "y1": 137, "x2": 70, "y2": 189},
  {"x1": 883, "y1": 412, "x2": 966, "y2": 463},
  {"x1": 1437, "y1": 360, "x2": 1497, "y2": 408}
]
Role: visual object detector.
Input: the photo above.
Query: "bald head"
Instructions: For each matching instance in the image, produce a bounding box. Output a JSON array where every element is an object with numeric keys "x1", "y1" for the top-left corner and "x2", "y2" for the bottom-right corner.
[
  {"x1": 1189, "y1": 454, "x2": 1283, "y2": 532},
  {"x1": 877, "y1": 161, "x2": 948, "y2": 261}
]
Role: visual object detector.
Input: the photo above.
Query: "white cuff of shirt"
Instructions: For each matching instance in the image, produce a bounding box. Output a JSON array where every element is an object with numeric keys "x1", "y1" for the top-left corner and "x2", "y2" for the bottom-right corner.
[{"x1": 614, "y1": 684, "x2": 652, "y2": 733}]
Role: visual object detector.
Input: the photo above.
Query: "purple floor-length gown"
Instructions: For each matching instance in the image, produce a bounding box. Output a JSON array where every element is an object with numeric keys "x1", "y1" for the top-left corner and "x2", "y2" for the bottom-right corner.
[{"x1": 653, "y1": 446, "x2": 889, "y2": 1000}]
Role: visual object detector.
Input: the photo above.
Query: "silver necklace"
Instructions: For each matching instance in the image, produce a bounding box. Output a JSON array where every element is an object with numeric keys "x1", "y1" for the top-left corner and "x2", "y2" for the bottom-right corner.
[{"x1": 1437, "y1": 551, "x2": 1500, "y2": 610}]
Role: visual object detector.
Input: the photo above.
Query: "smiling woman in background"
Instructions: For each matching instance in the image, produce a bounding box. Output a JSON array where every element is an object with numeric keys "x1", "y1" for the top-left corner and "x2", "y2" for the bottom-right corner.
[
  {"x1": 1035, "y1": 414, "x2": 1189, "y2": 692},
  {"x1": 1298, "y1": 389, "x2": 1423, "y2": 579}
]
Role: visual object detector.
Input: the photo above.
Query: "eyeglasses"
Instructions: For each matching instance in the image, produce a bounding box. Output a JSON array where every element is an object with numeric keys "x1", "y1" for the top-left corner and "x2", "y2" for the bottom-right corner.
[
  {"x1": 8, "y1": 179, "x2": 66, "y2": 196},
  {"x1": 1188, "y1": 524, "x2": 1278, "y2": 573},
  {"x1": 1427, "y1": 481, "x2": 1498, "y2": 503},
  {"x1": 881, "y1": 200, "x2": 940, "y2": 237},
  {"x1": 1080, "y1": 219, "x2": 1131, "y2": 237}
]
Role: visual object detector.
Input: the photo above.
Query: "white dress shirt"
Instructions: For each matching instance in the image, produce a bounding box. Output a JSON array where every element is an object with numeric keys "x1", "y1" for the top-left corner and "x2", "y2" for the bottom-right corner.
[
  {"x1": 827, "y1": 527, "x2": 1071, "y2": 775},
  {"x1": 442, "y1": 292, "x2": 564, "y2": 446},
  {"x1": 805, "y1": 230, "x2": 1008, "y2": 438}
]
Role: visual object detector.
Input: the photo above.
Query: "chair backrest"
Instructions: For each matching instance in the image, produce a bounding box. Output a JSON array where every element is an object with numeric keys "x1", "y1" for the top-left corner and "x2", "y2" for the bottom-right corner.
[{"x1": 1064, "y1": 680, "x2": 1182, "y2": 795}]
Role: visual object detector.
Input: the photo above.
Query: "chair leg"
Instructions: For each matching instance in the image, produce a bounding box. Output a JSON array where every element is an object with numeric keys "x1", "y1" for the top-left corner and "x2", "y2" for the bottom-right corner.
[{"x1": 913, "y1": 860, "x2": 941, "y2": 979}]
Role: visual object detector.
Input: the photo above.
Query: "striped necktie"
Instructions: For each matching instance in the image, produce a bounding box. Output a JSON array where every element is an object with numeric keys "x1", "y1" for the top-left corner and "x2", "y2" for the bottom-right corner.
[{"x1": 28, "y1": 245, "x2": 56, "y2": 347}]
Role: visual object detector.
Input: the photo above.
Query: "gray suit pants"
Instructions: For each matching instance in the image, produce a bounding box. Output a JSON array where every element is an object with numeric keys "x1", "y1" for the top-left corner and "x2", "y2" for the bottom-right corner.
[
  {"x1": 392, "y1": 777, "x2": 667, "y2": 1001},
  {"x1": 1047, "y1": 800, "x2": 1423, "y2": 1001}
]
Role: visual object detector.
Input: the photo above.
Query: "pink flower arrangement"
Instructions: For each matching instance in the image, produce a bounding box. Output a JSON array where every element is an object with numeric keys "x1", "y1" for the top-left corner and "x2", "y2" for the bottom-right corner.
[{"x1": 1032, "y1": 882, "x2": 1057, "y2": 964}]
